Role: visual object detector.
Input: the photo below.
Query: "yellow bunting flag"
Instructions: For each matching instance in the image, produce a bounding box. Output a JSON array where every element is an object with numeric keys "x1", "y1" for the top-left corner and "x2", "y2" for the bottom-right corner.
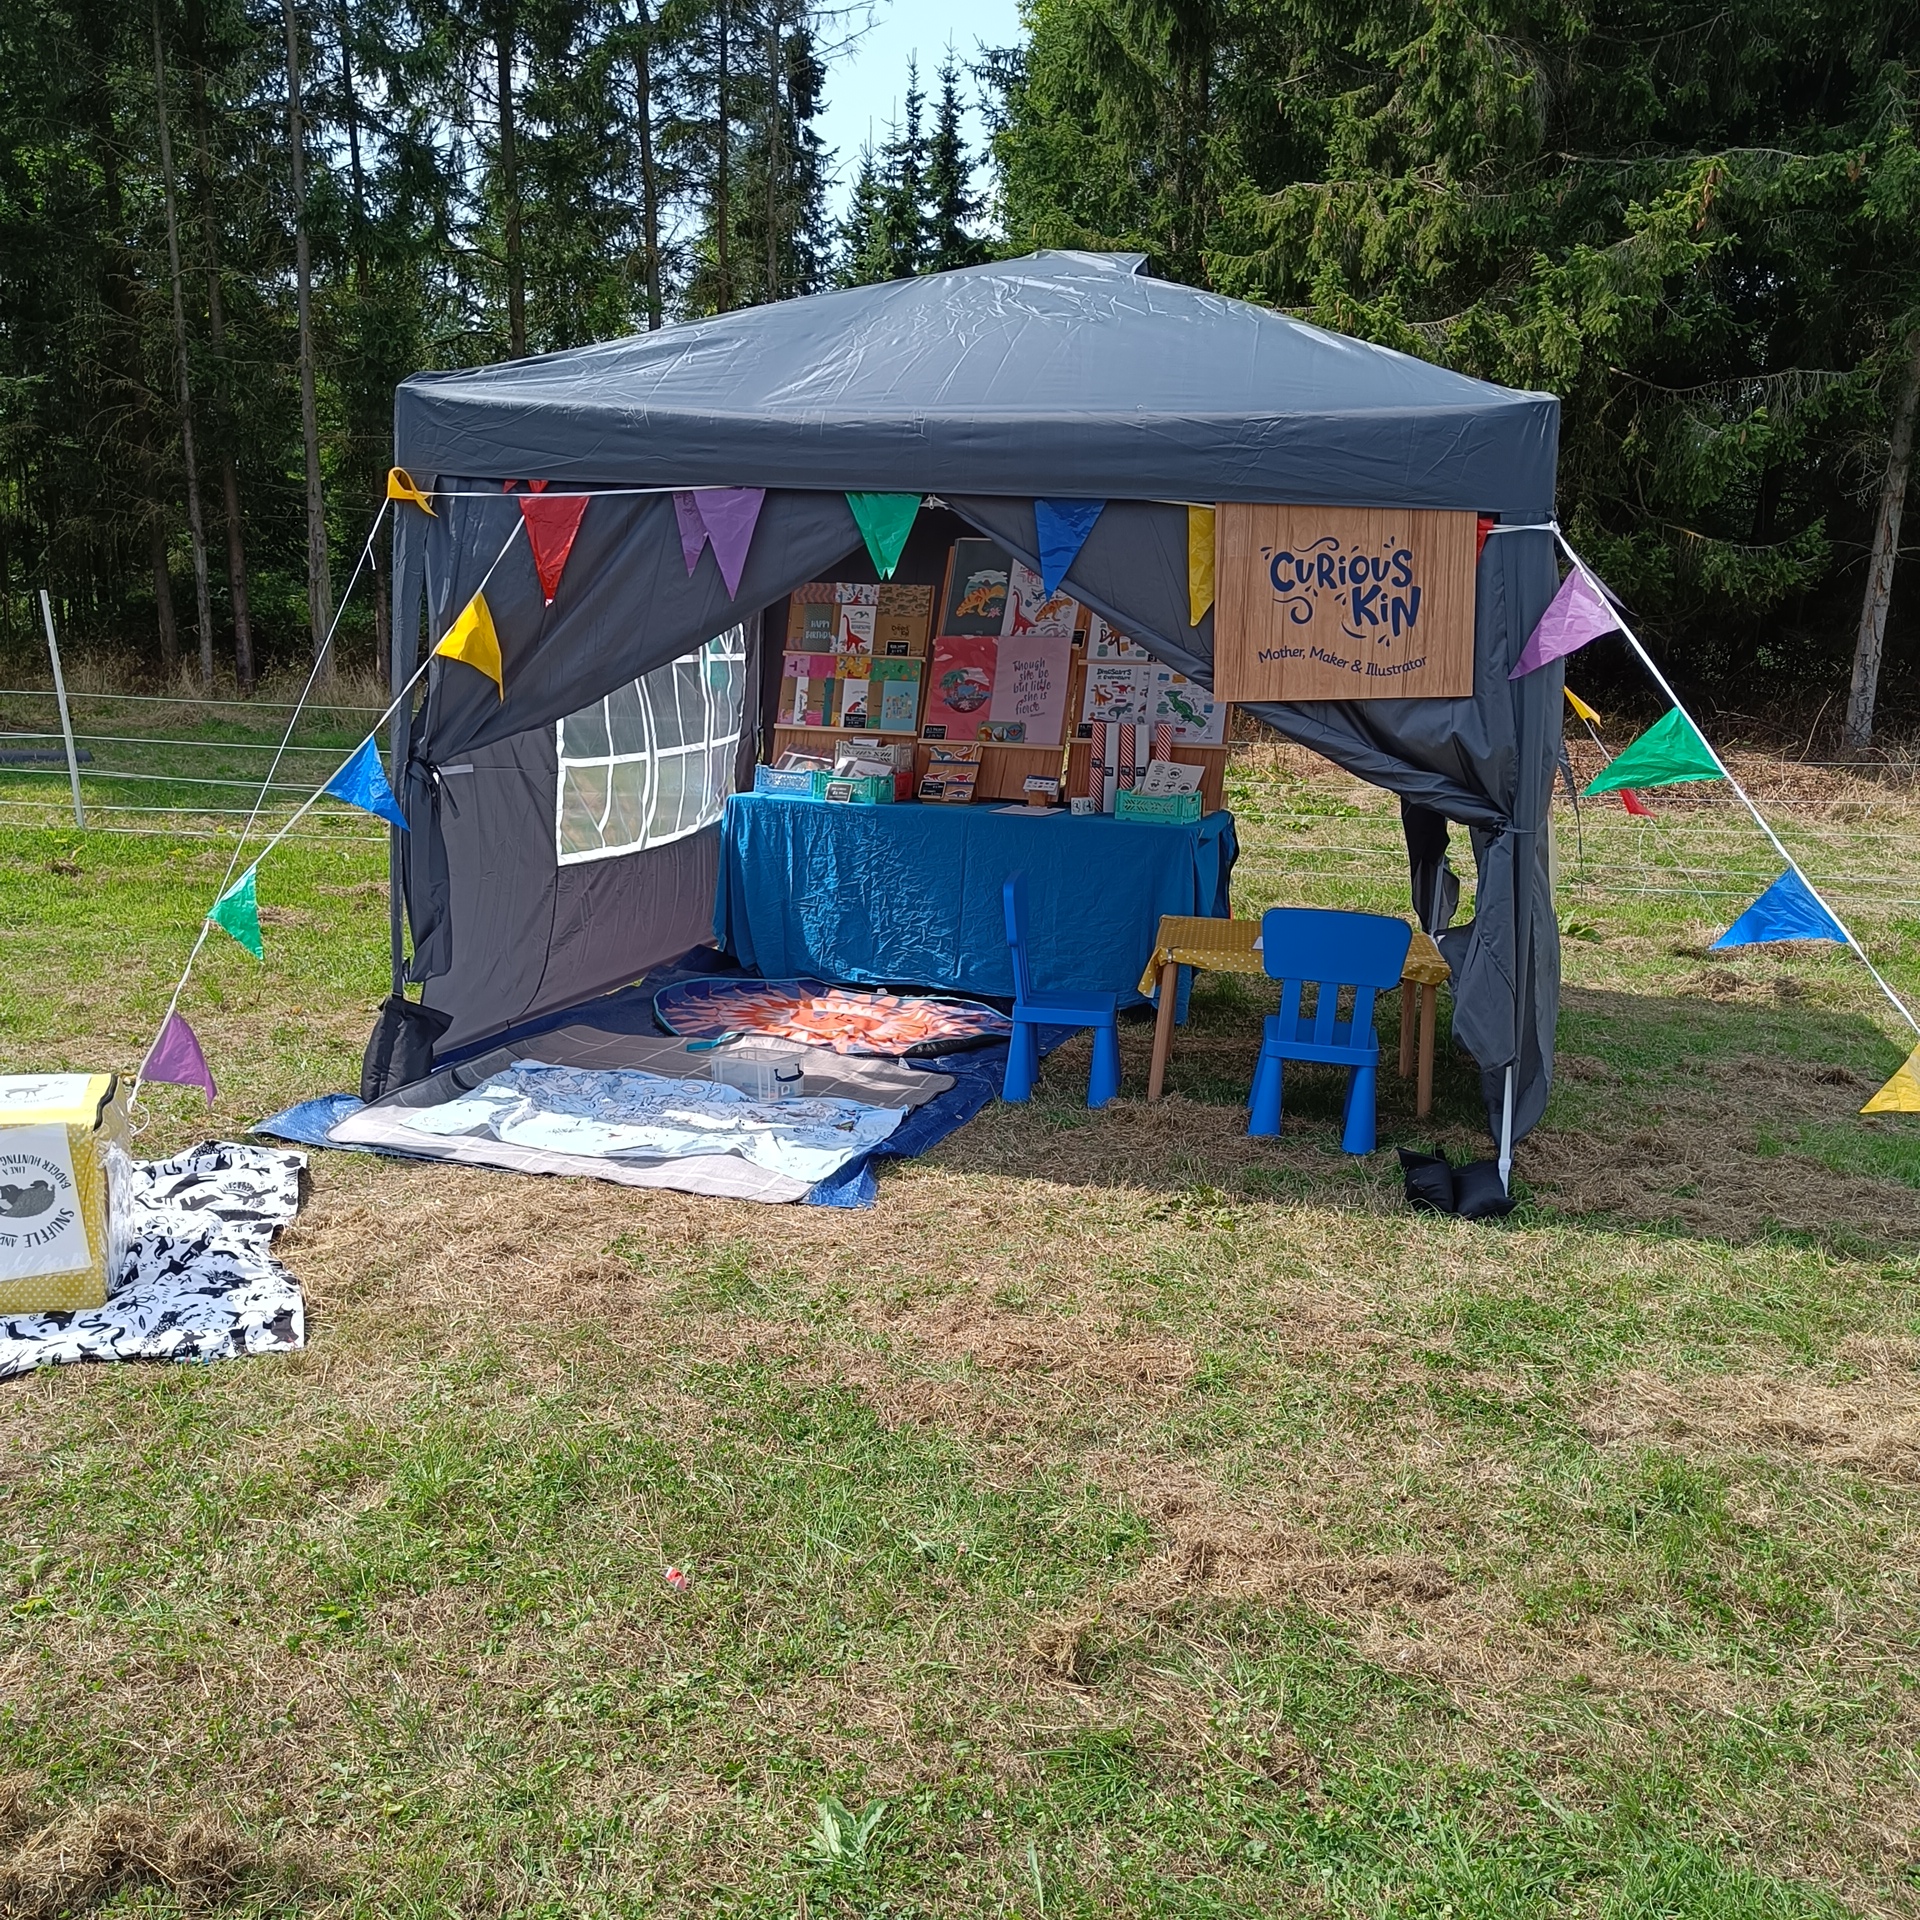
[
  {"x1": 1564, "y1": 687, "x2": 1601, "y2": 724},
  {"x1": 435, "y1": 591, "x2": 503, "y2": 696},
  {"x1": 1187, "y1": 504, "x2": 1215, "y2": 626},
  {"x1": 387, "y1": 466, "x2": 436, "y2": 515},
  {"x1": 1862, "y1": 1045, "x2": 1920, "y2": 1114}
]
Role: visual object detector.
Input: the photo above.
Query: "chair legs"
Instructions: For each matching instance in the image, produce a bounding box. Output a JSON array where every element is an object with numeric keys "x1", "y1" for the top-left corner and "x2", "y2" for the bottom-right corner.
[
  {"x1": 1003, "y1": 1020, "x2": 1037, "y2": 1103},
  {"x1": 1003, "y1": 1018, "x2": 1122, "y2": 1110},
  {"x1": 1250, "y1": 1049, "x2": 1378, "y2": 1153},
  {"x1": 1087, "y1": 1023, "x2": 1121, "y2": 1109},
  {"x1": 1248, "y1": 1047, "x2": 1283, "y2": 1137},
  {"x1": 1341, "y1": 1063, "x2": 1377, "y2": 1155}
]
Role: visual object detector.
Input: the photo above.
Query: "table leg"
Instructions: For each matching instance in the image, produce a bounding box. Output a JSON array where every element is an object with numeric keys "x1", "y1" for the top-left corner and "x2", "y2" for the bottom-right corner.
[
  {"x1": 1416, "y1": 982, "x2": 1438, "y2": 1119},
  {"x1": 1147, "y1": 960, "x2": 1179, "y2": 1102},
  {"x1": 1398, "y1": 983, "x2": 1415, "y2": 1079}
]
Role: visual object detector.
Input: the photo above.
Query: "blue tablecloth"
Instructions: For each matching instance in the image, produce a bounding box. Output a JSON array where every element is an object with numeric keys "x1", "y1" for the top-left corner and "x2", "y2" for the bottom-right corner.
[{"x1": 714, "y1": 795, "x2": 1237, "y2": 1004}]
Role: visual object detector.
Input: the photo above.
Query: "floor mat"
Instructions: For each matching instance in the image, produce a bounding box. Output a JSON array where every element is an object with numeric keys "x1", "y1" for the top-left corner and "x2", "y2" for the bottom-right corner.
[{"x1": 0, "y1": 1142, "x2": 306, "y2": 1381}]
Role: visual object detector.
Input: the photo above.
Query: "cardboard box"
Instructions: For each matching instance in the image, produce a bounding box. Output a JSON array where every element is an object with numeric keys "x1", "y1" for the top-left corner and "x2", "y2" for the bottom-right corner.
[{"x1": 0, "y1": 1073, "x2": 131, "y2": 1313}]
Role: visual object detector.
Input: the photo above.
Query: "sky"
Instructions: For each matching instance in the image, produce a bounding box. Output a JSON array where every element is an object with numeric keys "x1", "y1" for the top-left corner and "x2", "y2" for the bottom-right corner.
[{"x1": 812, "y1": 0, "x2": 1026, "y2": 227}]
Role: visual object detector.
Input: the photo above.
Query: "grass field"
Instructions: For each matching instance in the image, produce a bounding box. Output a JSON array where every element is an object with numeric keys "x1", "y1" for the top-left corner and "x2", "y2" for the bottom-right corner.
[{"x1": 4, "y1": 719, "x2": 1920, "y2": 1917}]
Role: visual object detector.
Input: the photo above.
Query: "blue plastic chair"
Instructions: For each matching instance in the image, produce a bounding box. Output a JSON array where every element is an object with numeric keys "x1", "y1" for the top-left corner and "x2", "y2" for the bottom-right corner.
[
  {"x1": 1002, "y1": 872, "x2": 1122, "y2": 1108},
  {"x1": 1249, "y1": 908, "x2": 1412, "y2": 1154}
]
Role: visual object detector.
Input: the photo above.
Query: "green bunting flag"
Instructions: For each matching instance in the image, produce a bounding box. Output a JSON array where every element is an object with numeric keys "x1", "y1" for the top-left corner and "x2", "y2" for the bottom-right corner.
[
  {"x1": 1583, "y1": 707, "x2": 1722, "y2": 797},
  {"x1": 845, "y1": 493, "x2": 920, "y2": 579},
  {"x1": 207, "y1": 866, "x2": 263, "y2": 958}
]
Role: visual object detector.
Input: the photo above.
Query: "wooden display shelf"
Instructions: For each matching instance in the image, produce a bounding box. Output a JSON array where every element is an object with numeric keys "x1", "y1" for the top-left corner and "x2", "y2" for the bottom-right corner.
[{"x1": 768, "y1": 725, "x2": 1069, "y2": 803}]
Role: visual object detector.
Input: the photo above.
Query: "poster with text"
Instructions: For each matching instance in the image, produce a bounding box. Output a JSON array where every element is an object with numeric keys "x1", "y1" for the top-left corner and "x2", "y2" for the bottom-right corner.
[{"x1": 989, "y1": 630, "x2": 1074, "y2": 747}]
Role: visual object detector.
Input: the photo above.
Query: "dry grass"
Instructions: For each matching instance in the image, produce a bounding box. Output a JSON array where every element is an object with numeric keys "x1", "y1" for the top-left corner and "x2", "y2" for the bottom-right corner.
[{"x1": 5, "y1": 746, "x2": 1920, "y2": 1914}]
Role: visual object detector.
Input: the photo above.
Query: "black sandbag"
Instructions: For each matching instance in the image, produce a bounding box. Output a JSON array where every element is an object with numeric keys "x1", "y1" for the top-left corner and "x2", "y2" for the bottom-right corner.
[
  {"x1": 1451, "y1": 1159, "x2": 1516, "y2": 1221},
  {"x1": 360, "y1": 994, "x2": 454, "y2": 1101},
  {"x1": 1398, "y1": 1147, "x2": 1457, "y2": 1214}
]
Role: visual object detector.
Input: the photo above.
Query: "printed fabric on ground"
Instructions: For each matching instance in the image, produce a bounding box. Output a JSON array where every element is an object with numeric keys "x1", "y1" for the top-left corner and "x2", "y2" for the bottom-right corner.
[
  {"x1": 393, "y1": 1060, "x2": 903, "y2": 1185},
  {"x1": 0, "y1": 1141, "x2": 306, "y2": 1381}
]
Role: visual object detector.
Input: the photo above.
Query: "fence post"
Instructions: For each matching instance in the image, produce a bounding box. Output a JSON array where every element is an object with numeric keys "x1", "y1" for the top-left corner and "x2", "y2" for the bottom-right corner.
[{"x1": 38, "y1": 588, "x2": 85, "y2": 830}]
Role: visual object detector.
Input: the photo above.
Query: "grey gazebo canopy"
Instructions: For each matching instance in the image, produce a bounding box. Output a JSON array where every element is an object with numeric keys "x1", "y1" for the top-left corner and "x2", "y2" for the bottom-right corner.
[{"x1": 390, "y1": 250, "x2": 1564, "y2": 1136}]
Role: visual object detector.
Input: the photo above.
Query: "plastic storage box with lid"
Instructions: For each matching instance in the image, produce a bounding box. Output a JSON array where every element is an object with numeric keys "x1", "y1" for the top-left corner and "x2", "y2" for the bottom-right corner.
[{"x1": 0, "y1": 1073, "x2": 132, "y2": 1312}]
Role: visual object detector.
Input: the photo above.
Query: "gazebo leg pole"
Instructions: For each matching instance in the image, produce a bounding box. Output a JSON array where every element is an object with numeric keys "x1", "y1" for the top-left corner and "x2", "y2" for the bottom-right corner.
[{"x1": 1497, "y1": 1063, "x2": 1515, "y2": 1194}]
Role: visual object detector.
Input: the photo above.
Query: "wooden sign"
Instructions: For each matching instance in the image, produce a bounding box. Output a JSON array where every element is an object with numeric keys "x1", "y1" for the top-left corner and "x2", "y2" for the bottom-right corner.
[{"x1": 1213, "y1": 505, "x2": 1478, "y2": 702}]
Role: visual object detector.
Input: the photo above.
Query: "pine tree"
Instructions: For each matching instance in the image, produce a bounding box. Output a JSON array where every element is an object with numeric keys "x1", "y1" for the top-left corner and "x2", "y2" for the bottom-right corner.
[
  {"x1": 876, "y1": 54, "x2": 927, "y2": 279},
  {"x1": 834, "y1": 142, "x2": 892, "y2": 287},
  {"x1": 925, "y1": 50, "x2": 985, "y2": 273}
]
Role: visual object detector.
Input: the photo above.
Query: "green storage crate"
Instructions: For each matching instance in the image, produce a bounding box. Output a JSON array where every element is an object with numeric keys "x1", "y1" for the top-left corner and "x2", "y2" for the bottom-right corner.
[
  {"x1": 1114, "y1": 787, "x2": 1203, "y2": 824},
  {"x1": 810, "y1": 770, "x2": 894, "y2": 805}
]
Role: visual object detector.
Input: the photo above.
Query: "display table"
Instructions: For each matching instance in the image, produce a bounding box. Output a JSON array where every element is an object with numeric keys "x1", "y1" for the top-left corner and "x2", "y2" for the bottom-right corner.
[
  {"x1": 716, "y1": 794, "x2": 1237, "y2": 1004},
  {"x1": 1138, "y1": 913, "x2": 1452, "y2": 1115}
]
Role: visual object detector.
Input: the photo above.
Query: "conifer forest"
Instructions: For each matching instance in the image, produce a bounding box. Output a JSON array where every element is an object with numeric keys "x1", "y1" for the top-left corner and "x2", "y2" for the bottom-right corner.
[{"x1": 4, "y1": 3, "x2": 1918, "y2": 736}]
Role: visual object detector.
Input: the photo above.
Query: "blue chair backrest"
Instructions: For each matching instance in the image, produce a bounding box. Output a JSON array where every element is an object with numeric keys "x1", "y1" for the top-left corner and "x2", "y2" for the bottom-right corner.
[
  {"x1": 1259, "y1": 908, "x2": 1412, "y2": 1049},
  {"x1": 1003, "y1": 872, "x2": 1033, "y2": 1003}
]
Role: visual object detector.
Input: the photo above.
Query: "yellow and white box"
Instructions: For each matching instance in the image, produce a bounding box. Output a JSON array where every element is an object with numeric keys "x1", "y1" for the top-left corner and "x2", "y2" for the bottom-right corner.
[{"x1": 0, "y1": 1074, "x2": 131, "y2": 1313}]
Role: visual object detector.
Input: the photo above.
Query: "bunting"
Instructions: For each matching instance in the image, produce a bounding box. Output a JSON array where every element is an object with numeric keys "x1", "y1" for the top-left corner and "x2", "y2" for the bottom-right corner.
[
  {"x1": 208, "y1": 868, "x2": 263, "y2": 959},
  {"x1": 1711, "y1": 870, "x2": 1846, "y2": 949},
  {"x1": 518, "y1": 486, "x2": 589, "y2": 604},
  {"x1": 1564, "y1": 687, "x2": 1602, "y2": 724},
  {"x1": 1187, "y1": 505, "x2": 1215, "y2": 626},
  {"x1": 672, "y1": 488, "x2": 766, "y2": 597},
  {"x1": 845, "y1": 494, "x2": 920, "y2": 579},
  {"x1": 324, "y1": 737, "x2": 408, "y2": 831},
  {"x1": 140, "y1": 1011, "x2": 215, "y2": 1104},
  {"x1": 1583, "y1": 708, "x2": 1721, "y2": 796},
  {"x1": 1035, "y1": 499, "x2": 1105, "y2": 597},
  {"x1": 435, "y1": 591, "x2": 503, "y2": 697},
  {"x1": 1511, "y1": 567, "x2": 1620, "y2": 679},
  {"x1": 386, "y1": 467, "x2": 435, "y2": 515},
  {"x1": 1862, "y1": 1047, "x2": 1920, "y2": 1115},
  {"x1": 1620, "y1": 788, "x2": 1655, "y2": 817}
]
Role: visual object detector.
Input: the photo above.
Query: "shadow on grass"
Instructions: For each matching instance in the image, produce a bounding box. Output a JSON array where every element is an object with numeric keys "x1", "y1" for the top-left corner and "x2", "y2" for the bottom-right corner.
[{"x1": 949, "y1": 972, "x2": 1920, "y2": 1255}]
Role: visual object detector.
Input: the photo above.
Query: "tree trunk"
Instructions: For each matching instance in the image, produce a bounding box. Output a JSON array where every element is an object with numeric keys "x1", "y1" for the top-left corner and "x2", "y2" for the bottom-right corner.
[
  {"x1": 764, "y1": 12, "x2": 779, "y2": 300},
  {"x1": 152, "y1": 4, "x2": 217, "y2": 691},
  {"x1": 1845, "y1": 326, "x2": 1920, "y2": 751},
  {"x1": 714, "y1": 0, "x2": 730, "y2": 312},
  {"x1": 496, "y1": 2, "x2": 526, "y2": 355},
  {"x1": 191, "y1": 61, "x2": 253, "y2": 693},
  {"x1": 282, "y1": 0, "x2": 334, "y2": 676},
  {"x1": 634, "y1": 3, "x2": 663, "y2": 330},
  {"x1": 150, "y1": 514, "x2": 179, "y2": 672}
]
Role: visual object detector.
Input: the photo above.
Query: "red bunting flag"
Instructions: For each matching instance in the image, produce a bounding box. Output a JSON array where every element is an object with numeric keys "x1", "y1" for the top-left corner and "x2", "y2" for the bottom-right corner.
[
  {"x1": 1620, "y1": 788, "x2": 1654, "y2": 817},
  {"x1": 518, "y1": 489, "x2": 589, "y2": 604}
]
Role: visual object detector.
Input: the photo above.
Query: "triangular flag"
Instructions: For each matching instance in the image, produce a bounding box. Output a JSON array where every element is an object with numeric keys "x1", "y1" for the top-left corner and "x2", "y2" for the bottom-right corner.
[
  {"x1": 208, "y1": 867, "x2": 262, "y2": 959},
  {"x1": 140, "y1": 1011, "x2": 215, "y2": 1104},
  {"x1": 1034, "y1": 499, "x2": 1105, "y2": 597},
  {"x1": 435, "y1": 591, "x2": 503, "y2": 698},
  {"x1": 1711, "y1": 870, "x2": 1846, "y2": 949},
  {"x1": 324, "y1": 736, "x2": 408, "y2": 831},
  {"x1": 1583, "y1": 708, "x2": 1721, "y2": 795},
  {"x1": 1620, "y1": 788, "x2": 1655, "y2": 817},
  {"x1": 1511, "y1": 567, "x2": 1620, "y2": 678},
  {"x1": 386, "y1": 467, "x2": 435, "y2": 515},
  {"x1": 1187, "y1": 505, "x2": 1215, "y2": 626},
  {"x1": 1862, "y1": 1045, "x2": 1920, "y2": 1114},
  {"x1": 845, "y1": 493, "x2": 920, "y2": 578},
  {"x1": 1476, "y1": 514, "x2": 1496, "y2": 559},
  {"x1": 697, "y1": 487, "x2": 765, "y2": 598},
  {"x1": 1564, "y1": 687, "x2": 1601, "y2": 723},
  {"x1": 673, "y1": 491, "x2": 708, "y2": 574},
  {"x1": 518, "y1": 491, "x2": 589, "y2": 604}
]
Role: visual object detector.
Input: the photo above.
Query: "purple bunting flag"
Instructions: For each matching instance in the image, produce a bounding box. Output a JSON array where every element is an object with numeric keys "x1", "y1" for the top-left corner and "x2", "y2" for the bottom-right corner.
[
  {"x1": 673, "y1": 491, "x2": 708, "y2": 576},
  {"x1": 1509, "y1": 567, "x2": 1620, "y2": 679},
  {"x1": 141, "y1": 1010, "x2": 215, "y2": 1104},
  {"x1": 698, "y1": 487, "x2": 765, "y2": 598}
]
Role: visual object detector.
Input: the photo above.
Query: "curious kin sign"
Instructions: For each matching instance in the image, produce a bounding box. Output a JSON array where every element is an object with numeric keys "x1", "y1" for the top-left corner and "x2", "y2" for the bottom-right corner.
[{"x1": 1212, "y1": 505, "x2": 1478, "y2": 702}]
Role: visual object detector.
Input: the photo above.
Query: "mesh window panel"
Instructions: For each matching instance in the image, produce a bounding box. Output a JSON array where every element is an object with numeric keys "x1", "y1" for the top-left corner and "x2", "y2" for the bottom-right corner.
[{"x1": 554, "y1": 626, "x2": 747, "y2": 865}]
